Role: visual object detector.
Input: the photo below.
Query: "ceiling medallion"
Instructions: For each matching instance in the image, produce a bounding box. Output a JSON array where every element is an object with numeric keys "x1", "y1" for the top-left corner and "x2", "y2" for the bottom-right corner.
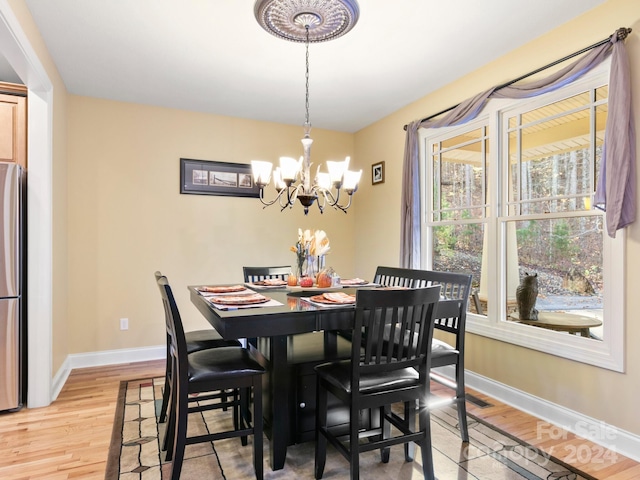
[{"x1": 254, "y1": 0, "x2": 360, "y2": 43}]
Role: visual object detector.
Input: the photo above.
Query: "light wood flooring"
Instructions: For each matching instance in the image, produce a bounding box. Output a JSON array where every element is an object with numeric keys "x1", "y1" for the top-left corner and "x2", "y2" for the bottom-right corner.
[{"x1": 0, "y1": 360, "x2": 638, "y2": 479}]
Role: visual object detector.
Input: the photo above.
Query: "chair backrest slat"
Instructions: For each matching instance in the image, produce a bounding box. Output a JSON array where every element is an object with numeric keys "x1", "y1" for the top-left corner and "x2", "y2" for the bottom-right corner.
[
  {"x1": 243, "y1": 265, "x2": 290, "y2": 283},
  {"x1": 156, "y1": 275, "x2": 188, "y2": 374},
  {"x1": 353, "y1": 286, "x2": 441, "y2": 377},
  {"x1": 435, "y1": 299, "x2": 464, "y2": 333},
  {"x1": 374, "y1": 267, "x2": 472, "y2": 350}
]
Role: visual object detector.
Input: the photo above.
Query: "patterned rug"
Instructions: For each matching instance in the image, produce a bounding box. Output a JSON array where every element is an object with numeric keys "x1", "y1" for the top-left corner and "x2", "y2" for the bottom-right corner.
[{"x1": 105, "y1": 377, "x2": 592, "y2": 480}]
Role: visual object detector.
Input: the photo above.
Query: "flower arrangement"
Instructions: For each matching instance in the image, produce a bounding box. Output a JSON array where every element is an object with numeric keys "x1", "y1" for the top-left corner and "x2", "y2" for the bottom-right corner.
[
  {"x1": 309, "y1": 230, "x2": 330, "y2": 257},
  {"x1": 291, "y1": 228, "x2": 312, "y2": 278},
  {"x1": 290, "y1": 228, "x2": 330, "y2": 279}
]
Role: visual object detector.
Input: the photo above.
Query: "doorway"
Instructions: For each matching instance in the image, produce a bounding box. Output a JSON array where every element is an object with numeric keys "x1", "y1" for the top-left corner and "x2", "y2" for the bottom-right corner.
[{"x1": 0, "y1": 3, "x2": 54, "y2": 408}]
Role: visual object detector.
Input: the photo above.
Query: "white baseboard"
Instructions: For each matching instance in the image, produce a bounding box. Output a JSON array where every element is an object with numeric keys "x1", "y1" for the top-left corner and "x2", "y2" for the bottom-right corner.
[
  {"x1": 50, "y1": 345, "x2": 165, "y2": 401},
  {"x1": 67, "y1": 345, "x2": 165, "y2": 369},
  {"x1": 435, "y1": 365, "x2": 640, "y2": 463},
  {"x1": 51, "y1": 356, "x2": 71, "y2": 402}
]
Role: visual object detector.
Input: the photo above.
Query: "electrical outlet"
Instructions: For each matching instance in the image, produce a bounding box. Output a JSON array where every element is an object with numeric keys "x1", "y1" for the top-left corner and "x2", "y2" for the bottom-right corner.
[{"x1": 120, "y1": 318, "x2": 129, "y2": 330}]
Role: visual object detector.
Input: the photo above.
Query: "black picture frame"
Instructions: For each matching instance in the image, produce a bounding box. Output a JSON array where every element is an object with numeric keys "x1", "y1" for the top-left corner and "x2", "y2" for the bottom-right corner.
[
  {"x1": 372, "y1": 161, "x2": 385, "y2": 185},
  {"x1": 180, "y1": 158, "x2": 260, "y2": 197}
]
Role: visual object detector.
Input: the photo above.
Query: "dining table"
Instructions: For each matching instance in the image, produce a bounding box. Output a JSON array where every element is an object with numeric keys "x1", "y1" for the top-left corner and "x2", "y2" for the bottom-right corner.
[{"x1": 188, "y1": 284, "x2": 363, "y2": 471}]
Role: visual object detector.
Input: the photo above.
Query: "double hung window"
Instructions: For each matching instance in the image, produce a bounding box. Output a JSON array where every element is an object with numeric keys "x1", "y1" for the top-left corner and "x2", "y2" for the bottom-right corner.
[{"x1": 420, "y1": 65, "x2": 624, "y2": 371}]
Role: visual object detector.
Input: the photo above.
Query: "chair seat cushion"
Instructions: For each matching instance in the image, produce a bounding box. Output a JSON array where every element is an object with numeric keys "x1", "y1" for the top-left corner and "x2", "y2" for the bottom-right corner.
[
  {"x1": 185, "y1": 329, "x2": 241, "y2": 354},
  {"x1": 188, "y1": 346, "x2": 265, "y2": 383},
  {"x1": 430, "y1": 338, "x2": 459, "y2": 367},
  {"x1": 315, "y1": 360, "x2": 419, "y2": 394}
]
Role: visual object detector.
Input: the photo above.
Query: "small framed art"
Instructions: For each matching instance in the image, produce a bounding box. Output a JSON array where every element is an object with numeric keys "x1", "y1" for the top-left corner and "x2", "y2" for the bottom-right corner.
[
  {"x1": 180, "y1": 158, "x2": 260, "y2": 197},
  {"x1": 372, "y1": 161, "x2": 385, "y2": 185}
]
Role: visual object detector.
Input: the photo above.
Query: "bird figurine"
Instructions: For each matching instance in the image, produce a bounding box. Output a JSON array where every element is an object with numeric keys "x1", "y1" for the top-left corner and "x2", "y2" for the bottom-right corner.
[{"x1": 516, "y1": 272, "x2": 539, "y2": 321}]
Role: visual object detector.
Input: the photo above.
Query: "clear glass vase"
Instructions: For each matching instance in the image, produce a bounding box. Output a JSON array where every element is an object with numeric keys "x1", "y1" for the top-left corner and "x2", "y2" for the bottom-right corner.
[
  {"x1": 304, "y1": 255, "x2": 325, "y2": 280},
  {"x1": 295, "y1": 257, "x2": 305, "y2": 280}
]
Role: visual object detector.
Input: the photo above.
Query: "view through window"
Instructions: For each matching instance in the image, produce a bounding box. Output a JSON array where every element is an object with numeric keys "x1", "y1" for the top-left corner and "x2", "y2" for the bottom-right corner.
[{"x1": 504, "y1": 87, "x2": 606, "y2": 338}]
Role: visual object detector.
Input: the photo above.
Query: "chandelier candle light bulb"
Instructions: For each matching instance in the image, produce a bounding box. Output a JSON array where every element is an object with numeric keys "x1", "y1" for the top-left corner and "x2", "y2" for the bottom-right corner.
[
  {"x1": 250, "y1": 160, "x2": 273, "y2": 185},
  {"x1": 343, "y1": 169, "x2": 362, "y2": 192},
  {"x1": 273, "y1": 168, "x2": 285, "y2": 191}
]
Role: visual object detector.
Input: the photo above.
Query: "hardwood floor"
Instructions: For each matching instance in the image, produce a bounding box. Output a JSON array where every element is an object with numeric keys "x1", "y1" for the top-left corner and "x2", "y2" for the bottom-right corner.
[
  {"x1": 446, "y1": 385, "x2": 640, "y2": 480},
  {"x1": 0, "y1": 360, "x2": 638, "y2": 479},
  {"x1": 0, "y1": 361, "x2": 165, "y2": 480}
]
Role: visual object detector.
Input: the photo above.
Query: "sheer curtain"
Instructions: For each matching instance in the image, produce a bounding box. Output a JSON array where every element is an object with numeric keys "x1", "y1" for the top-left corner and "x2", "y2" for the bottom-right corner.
[{"x1": 400, "y1": 28, "x2": 635, "y2": 268}]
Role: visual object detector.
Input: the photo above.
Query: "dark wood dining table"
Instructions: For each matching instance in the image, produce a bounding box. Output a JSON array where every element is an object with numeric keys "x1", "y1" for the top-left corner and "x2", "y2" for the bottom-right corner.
[{"x1": 188, "y1": 285, "x2": 357, "y2": 471}]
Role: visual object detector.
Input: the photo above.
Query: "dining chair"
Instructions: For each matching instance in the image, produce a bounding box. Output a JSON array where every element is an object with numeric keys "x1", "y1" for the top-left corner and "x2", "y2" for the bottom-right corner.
[
  {"x1": 157, "y1": 275, "x2": 265, "y2": 480},
  {"x1": 154, "y1": 271, "x2": 241, "y2": 424},
  {"x1": 243, "y1": 265, "x2": 291, "y2": 283},
  {"x1": 314, "y1": 286, "x2": 441, "y2": 480},
  {"x1": 373, "y1": 266, "x2": 473, "y2": 442},
  {"x1": 242, "y1": 265, "x2": 290, "y2": 349}
]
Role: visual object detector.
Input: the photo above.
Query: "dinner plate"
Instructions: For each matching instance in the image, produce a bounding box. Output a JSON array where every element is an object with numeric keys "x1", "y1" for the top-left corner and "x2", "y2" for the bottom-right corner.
[
  {"x1": 209, "y1": 293, "x2": 270, "y2": 305},
  {"x1": 288, "y1": 285, "x2": 343, "y2": 292},
  {"x1": 339, "y1": 278, "x2": 369, "y2": 286},
  {"x1": 309, "y1": 292, "x2": 356, "y2": 305},
  {"x1": 250, "y1": 279, "x2": 288, "y2": 287},
  {"x1": 199, "y1": 285, "x2": 246, "y2": 294}
]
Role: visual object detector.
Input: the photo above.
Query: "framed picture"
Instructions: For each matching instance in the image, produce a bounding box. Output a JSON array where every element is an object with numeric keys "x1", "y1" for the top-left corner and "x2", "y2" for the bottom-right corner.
[
  {"x1": 372, "y1": 161, "x2": 385, "y2": 185},
  {"x1": 180, "y1": 158, "x2": 260, "y2": 197}
]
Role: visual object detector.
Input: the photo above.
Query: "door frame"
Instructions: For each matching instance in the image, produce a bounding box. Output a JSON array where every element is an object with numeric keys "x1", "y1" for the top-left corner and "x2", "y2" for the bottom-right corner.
[{"x1": 0, "y1": 0, "x2": 54, "y2": 407}]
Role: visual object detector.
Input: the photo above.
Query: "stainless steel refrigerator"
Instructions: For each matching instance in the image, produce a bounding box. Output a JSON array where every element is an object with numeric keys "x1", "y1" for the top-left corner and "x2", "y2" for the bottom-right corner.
[{"x1": 0, "y1": 162, "x2": 25, "y2": 412}]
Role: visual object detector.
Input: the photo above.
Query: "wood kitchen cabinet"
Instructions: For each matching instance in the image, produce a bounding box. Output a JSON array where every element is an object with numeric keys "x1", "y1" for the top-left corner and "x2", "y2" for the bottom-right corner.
[{"x1": 0, "y1": 83, "x2": 27, "y2": 169}]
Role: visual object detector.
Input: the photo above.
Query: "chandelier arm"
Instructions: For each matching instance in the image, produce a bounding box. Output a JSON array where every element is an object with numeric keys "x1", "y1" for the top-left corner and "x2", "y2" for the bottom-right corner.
[
  {"x1": 331, "y1": 186, "x2": 341, "y2": 206},
  {"x1": 316, "y1": 190, "x2": 328, "y2": 210},
  {"x1": 257, "y1": 187, "x2": 288, "y2": 207},
  {"x1": 293, "y1": 183, "x2": 305, "y2": 200},
  {"x1": 279, "y1": 186, "x2": 295, "y2": 209},
  {"x1": 318, "y1": 186, "x2": 344, "y2": 208},
  {"x1": 321, "y1": 185, "x2": 352, "y2": 212},
  {"x1": 287, "y1": 185, "x2": 294, "y2": 206},
  {"x1": 332, "y1": 193, "x2": 353, "y2": 213}
]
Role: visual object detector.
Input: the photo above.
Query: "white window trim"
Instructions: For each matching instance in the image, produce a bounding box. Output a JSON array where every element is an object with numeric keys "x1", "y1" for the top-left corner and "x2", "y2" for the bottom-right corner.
[{"x1": 419, "y1": 62, "x2": 625, "y2": 372}]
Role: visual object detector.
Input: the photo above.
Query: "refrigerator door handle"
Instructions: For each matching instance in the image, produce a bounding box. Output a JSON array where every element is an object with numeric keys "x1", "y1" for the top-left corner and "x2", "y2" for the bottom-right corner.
[{"x1": 0, "y1": 163, "x2": 20, "y2": 298}]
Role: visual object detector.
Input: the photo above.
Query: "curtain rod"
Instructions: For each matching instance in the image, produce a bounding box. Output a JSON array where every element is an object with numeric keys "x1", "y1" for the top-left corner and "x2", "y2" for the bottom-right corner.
[{"x1": 403, "y1": 27, "x2": 632, "y2": 131}]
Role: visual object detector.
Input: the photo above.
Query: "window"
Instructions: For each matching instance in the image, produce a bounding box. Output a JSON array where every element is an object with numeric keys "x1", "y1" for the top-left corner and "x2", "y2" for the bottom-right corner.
[
  {"x1": 427, "y1": 125, "x2": 487, "y2": 312},
  {"x1": 420, "y1": 64, "x2": 624, "y2": 371}
]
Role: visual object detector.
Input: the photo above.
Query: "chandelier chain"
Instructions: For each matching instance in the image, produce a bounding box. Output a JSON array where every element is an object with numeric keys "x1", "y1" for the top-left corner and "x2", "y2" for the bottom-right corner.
[{"x1": 304, "y1": 25, "x2": 311, "y2": 133}]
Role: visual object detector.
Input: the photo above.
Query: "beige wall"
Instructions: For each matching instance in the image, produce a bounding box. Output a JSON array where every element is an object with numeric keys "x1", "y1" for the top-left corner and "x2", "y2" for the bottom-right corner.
[
  {"x1": 354, "y1": 0, "x2": 640, "y2": 436},
  {"x1": 67, "y1": 97, "x2": 357, "y2": 352}
]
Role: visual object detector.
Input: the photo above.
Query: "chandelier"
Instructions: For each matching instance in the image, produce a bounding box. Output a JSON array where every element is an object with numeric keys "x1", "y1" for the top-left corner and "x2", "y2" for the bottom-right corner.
[{"x1": 251, "y1": 0, "x2": 362, "y2": 215}]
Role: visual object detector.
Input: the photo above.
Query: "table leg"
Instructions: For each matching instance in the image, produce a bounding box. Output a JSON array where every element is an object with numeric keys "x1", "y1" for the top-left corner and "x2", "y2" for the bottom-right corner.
[
  {"x1": 323, "y1": 330, "x2": 337, "y2": 357},
  {"x1": 268, "y1": 335, "x2": 290, "y2": 470}
]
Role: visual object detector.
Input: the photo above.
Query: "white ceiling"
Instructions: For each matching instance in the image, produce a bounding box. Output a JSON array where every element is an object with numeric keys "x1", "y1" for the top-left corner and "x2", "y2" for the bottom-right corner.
[{"x1": 2, "y1": 0, "x2": 607, "y2": 132}]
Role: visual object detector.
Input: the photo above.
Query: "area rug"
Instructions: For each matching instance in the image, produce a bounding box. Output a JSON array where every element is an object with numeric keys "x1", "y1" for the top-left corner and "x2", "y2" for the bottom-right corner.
[{"x1": 105, "y1": 377, "x2": 592, "y2": 480}]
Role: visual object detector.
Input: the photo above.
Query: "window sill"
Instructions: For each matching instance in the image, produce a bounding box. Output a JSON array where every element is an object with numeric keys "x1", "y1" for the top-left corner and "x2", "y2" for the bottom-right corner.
[{"x1": 467, "y1": 312, "x2": 623, "y2": 372}]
